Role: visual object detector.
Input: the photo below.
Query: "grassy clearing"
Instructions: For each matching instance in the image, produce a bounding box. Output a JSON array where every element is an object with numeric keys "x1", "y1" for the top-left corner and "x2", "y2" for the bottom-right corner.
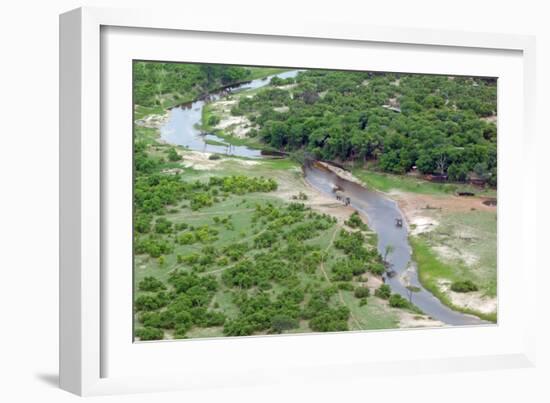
[
  {"x1": 339, "y1": 291, "x2": 400, "y2": 330},
  {"x1": 351, "y1": 167, "x2": 497, "y2": 197},
  {"x1": 431, "y1": 211, "x2": 497, "y2": 295},
  {"x1": 410, "y1": 235, "x2": 497, "y2": 322}
]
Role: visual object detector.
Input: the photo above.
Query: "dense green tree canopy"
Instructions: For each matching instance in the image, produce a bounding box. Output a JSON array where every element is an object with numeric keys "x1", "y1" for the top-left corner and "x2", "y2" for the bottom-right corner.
[{"x1": 232, "y1": 70, "x2": 497, "y2": 184}]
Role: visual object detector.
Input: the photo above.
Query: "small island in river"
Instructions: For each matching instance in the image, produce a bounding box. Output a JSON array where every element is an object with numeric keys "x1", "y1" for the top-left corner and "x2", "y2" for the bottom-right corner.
[{"x1": 133, "y1": 62, "x2": 497, "y2": 341}]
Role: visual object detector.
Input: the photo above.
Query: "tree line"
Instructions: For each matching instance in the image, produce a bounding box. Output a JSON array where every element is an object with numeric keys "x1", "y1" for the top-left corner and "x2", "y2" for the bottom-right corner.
[{"x1": 233, "y1": 69, "x2": 497, "y2": 185}]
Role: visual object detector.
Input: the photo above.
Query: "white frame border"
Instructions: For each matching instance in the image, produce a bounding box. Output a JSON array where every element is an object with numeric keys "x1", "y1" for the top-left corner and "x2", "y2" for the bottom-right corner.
[{"x1": 59, "y1": 6, "x2": 537, "y2": 396}]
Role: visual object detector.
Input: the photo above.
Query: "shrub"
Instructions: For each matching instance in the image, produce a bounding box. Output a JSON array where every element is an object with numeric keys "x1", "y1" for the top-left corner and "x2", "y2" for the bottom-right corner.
[
  {"x1": 375, "y1": 284, "x2": 392, "y2": 300},
  {"x1": 271, "y1": 315, "x2": 299, "y2": 333},
  {"x1": 207, "y1": 115, "x2": 220, "y2": 126},
  {"x1": 175, "y1": 222, "x2": 188, "y2": 231},
  {"x1": 135, "y1": 327, "x2": 163, "y2": 341},
  {"x1": 154, "y1": 217, "x2": 173, "y2": 234},
  {"x1": 134, "y1": 236, "x2": 173, "y2": 258},
  {"x1": 177, "y1": 232, "x2": 195, "y2": 245},
  {"x1": 345, "y1": 212, "x2": 368, "y2": 230},
  {"x1": 135, "y1": 213, "x2": 152, "y2": 233},
  {"x1": 450, "y1": 280, "x2": 479, "y2": 293},
  {"x1": 135, "y1": 292, "x2": 169, "y2": 311},
  {"x1": 309, "y1": 306, "x2": 350, "y2": 332},
  {"x1": 209, "y1": 154, "x2": 222, "y2": 160},
  {"x1": 354, "y1": 287, "x2": 370, "y2": 299},
  {"x1": 369, "y1": 262, "x2": 386, "y2": 276},
  {"x1": 138, "y1": 276, "x2": 166, "y2": 292},
  {"x1": 389, "y1": 294, "x2": 409, "y2": 308},
  {"x1": 167, "y1": 148, "x2": 182, "y2": 161}
]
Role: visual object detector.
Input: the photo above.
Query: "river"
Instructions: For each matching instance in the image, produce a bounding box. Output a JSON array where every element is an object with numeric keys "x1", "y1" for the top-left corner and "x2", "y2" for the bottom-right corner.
[
  {"x1": 160, "y1": 70, "x2": 300, "y2": 157},
  {"x1": 158, "y1": 70, "x2": 485, "y2": 326},
  {"x1": 303, "y1": 162, "x2": 485, "y2": 325}
]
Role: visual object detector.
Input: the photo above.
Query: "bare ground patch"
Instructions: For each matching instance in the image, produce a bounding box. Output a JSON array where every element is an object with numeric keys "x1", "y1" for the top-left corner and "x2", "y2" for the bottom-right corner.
[
  {"x1": 178, "y1": 150, "x2": 259, "y2": 171},
  {"x1": 438, "y1": 280, "x2": 497, "y2": 315},
  {"x1": 135, "y1": 112, "x2": 170, "y2": 129}
]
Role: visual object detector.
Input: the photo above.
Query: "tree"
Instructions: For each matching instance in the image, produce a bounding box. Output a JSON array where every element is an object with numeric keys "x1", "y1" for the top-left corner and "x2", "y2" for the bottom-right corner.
[
  {"x1": 435, "y1": 153, "x2": 448, "y2": 175},
  {"x1": 406, "y1": 286, "x2": 421, "y2": 303},
  {"x1": 384, "y1": 245, "x2": 395, "y2": 263}
]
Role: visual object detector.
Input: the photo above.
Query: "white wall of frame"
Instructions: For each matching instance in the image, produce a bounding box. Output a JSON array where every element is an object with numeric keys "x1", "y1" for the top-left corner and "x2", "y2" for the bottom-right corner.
[{"x1": 1, "y1": 0, "x2": 549, "y2": 402}]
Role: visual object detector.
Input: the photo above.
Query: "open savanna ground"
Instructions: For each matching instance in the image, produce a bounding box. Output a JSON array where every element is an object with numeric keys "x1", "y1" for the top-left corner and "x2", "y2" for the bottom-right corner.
[{"x1": 133, "y1": 144, "x2": 442, "y2": 340}]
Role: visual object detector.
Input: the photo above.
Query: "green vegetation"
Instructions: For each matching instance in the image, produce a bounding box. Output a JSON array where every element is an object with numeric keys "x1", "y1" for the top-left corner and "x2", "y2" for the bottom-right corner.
[
  {"x1": 345, "y1": 212, "x2": 368, "y2": 230},
  {"x1": 134, "y1": 62, "x2": 257, "y2": 108},
  {"x1": 166, "y1": 148, "x2": 182, "y2": 162},
  {"x1": 410, "y1": 236, "x2": 496, "y2": 322},
  {"x1": 451, "y1": 280, "x2": 479, "y2": 293},
  {"x1": 375, "y1": 284, "x2": 392, "y2": 300},
  {"x1": 132, "y1": 142, "x2": 416, "y2": 340},
  {"x1": 225, "y1": 70, "x2": 496, "y2": 185},
  {"x1": 132, "y1": 62, "x2": 498, "y2": 339},
  {"x1": 351, "y1": 167, "x2": 496, "y2": 196}
]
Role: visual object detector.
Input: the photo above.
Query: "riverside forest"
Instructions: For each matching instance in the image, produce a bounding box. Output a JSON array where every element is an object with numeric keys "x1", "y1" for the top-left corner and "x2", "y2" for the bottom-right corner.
[{"x1": 133, "y1": 62, "x2": 497, "y2": 341}]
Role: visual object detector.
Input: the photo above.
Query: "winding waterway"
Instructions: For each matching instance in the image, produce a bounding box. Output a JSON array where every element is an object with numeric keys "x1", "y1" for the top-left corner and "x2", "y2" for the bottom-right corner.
[
  {"x1": 158, "y1": 70, "x2": 485, "y2": 326},
  {"x1": 160, "y1": 70, "x2": 300, "y2": 157}
]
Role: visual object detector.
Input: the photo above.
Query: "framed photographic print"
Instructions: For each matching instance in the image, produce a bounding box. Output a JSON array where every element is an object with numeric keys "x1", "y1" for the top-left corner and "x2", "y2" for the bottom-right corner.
[{"x1": 60, "y1": 6, "x2": 537, "y2": 396}]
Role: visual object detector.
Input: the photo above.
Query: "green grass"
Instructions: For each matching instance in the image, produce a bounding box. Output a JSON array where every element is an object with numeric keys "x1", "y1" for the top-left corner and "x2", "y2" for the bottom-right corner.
[
  {"x1": 134, "y1": 126, "x2": 161, "y2": 145},
  {"x1": 246, "y1": 67, "x2": 292, "y2": 80},
  {"x1": 351, "y1": 167, "x2": 497, "y2": 197},
  {"x1": 410, "y1": 235, "x2": 497, "y2": 322},
  {"x1": 339, "y1": 291, "x2": 400, "y2": 331},
  {"x1": 427, "y1": 210, "x2": 497, "y2": 296}
]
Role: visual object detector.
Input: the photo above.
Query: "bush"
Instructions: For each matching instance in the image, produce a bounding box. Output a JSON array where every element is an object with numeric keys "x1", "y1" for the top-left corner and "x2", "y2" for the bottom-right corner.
[
  {"x1": 209, "y1": 154, "x2": 222, "y2": 160},
  {"x1": 135, "y1": 292, "x2": 169, "y2": 311},
  {"x1": 138, "y1": 276, "x2": 166, "y2": 292},
  {"x1": 389, "y1": 294, "x2": 409, "y2": 308},
  {"x1": 167, "y1": 147, "x2": 182, "y2": 161},
  {"x1": 369, "y1": 262, "x2": 386, "y2": 276},
  {"x1": 207, "y1": 115, "x2": 220, "y2": 126},
  {"x1": 271, "y1": 315, "x2": 299, "y2": 333},
  {"x1": 134, "y1": 236, "x2": 173, "y2": 258},
  {"x1": 375, "y1": 284, "x2": 391, "y2": 300},
  {"x1": 354, "y1": 287, "x2": 370, "y2": 299},
  {"x1": 345, "y1": 212, "x2": 368, "y2": 230},
  {"x1": 135, "y1": 327, "x2": 163, "y2": 341},
  {"x1": 450, "y1": 280, "x2": 478, "y2": 293},
  {"x1": 154, "y1": 217, "x2": 173, "y2": 234},
  {"x1": 309, "y1": 306, "x2": 350, "y2": 332}
]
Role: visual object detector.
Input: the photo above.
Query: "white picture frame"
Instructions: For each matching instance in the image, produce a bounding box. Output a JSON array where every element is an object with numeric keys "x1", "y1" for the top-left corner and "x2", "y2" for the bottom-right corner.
[{"x1": 59, "y1": 6, "x2": 537, "y2": 396}]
